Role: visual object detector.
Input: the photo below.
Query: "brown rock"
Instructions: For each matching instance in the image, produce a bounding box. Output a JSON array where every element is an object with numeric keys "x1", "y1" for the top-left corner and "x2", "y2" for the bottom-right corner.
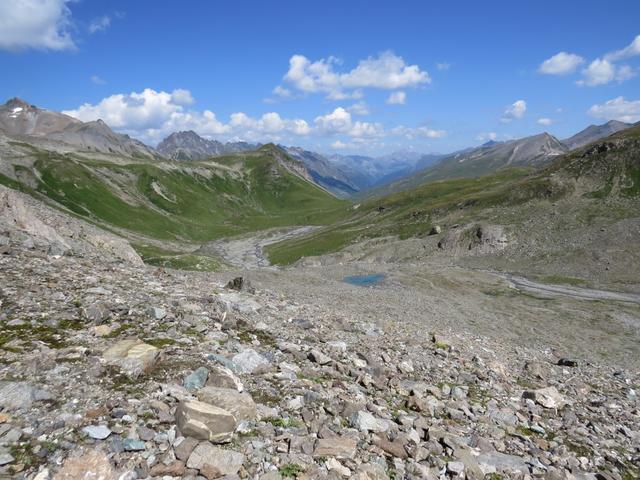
[
  {"x1": 174, "y1": 436, "x2": 199, "y2": 461},
  {"x1": 53, "y1": 449, "x2": 117, "y2": 480},
  {"x1": 313, "y1": 436, "x2": 357, "y2": 459},
  {"x1": 149, "y1": 461, "x2": 186, "y2": 477},
  {"x1": 373, "y1": 436, "x2": 408, "y2": 459},
  {"x1": 186, "y1": 442, "x2": 244, "y2": 476}
]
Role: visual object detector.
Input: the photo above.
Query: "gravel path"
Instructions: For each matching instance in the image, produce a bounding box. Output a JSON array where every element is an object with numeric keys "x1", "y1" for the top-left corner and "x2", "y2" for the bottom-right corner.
[
  {"x1": 198, "y1": 226, "x2": 319, "y2": 268},
  {"x1": 501, "y1": 273, "x2": 640, "y2": 304}
]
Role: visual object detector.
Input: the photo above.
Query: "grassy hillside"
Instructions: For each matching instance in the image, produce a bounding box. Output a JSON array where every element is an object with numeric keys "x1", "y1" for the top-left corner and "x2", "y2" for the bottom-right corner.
[
  {"x1": 0, "y1": 142, "x2": 348, "y2": 244},
  {"x1": 266, "y1": 126, "x2": 640, "y2": 265}
]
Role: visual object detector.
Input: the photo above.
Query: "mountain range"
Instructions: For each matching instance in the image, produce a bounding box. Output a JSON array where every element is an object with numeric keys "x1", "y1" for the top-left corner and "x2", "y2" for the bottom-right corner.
[
  {"x1": 0, "y1": 98, "x2": 635, "y2": 200},
  {"x1": 0, "y1": 98, "x2": 158, "y2": 159},
  {"x1": 156, "y1": 130, "x2": 258, "y2": 160}
]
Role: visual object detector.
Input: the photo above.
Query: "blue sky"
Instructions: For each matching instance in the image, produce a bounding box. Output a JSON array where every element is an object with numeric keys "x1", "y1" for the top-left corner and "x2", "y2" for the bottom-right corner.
[{"x1": 1, "y1": 0, "x2": 639, "y2": 155}]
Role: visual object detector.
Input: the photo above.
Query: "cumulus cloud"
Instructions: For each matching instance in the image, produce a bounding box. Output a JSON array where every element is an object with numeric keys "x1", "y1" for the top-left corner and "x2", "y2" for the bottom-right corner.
[
  {"x1": 588, "y1": 96, "x2": 640, "y2": 123},
  {"x1": 386, "y1": 91, "x2": 406, "y2": 105},
  {"x1": 331, "y1": 140, "x2": 348, "y2": 149},
  {"x1": 576, "y1": 58, "x2": 636, "y2": 86},
  {"x1": 500, "y1": 100, "x2": 527, "y2": 123},
  {"x1": 0, "y1": 0, "x2": 75, "y2": 51},
  {"x1": 436, "y1": 62, "x2": 451, "y2": 71},
  {"x1": 390, "y1": 125, "x2": 446, "y2": 139},
  {"x1": 63, "y1": 89, "x2": 393, "y2": 145},
  {"x1": 64, "y1": 89, "x2": 449, "y2": 147},
  {"x1": 88, "y1": 15, "x2": 111, "y2": 34},
  {"x1": 574, "y1": 35, "x2": 639, "y2": 86},
  {"x1": 537, "y1": 118, "x2": 554, "y2": 126},
  {"x1": 170, "y1": 88, "x2": 195, "y2": 106},
  {"x1": 314, "y1": 107, "x2": 383, "y2": 138},
  {"x1": 538, "y1": 52, "x2": 584, "y2": 75},
  {"x1": 348, "y1": 101, "x2": 370, "y2": 116},
  {"x1": 279, "y1": 51, "x2": 430, "y2": 99}
]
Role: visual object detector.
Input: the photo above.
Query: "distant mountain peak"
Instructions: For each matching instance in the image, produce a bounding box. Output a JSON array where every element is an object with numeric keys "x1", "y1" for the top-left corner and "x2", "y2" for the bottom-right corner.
[
  {"x1": 156, "y1": 130, "x2": 258, "y2": 161},
  {"x1": 563, "y1": 120, "x2": 632, "y2": 150}
]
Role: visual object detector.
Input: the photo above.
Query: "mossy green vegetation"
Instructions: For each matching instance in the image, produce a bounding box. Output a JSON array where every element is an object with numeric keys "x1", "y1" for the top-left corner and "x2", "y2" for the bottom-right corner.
[
  {"x1": 279, "y1": 463, "x2": 305, "y2": 478},
  {"x1": 7, "y1": 145, "x2": 348, "y2": 245},
  {"x1": 265, "y1": 168, "x2": 548, "y2": 264},
  {"x1": 134, "y1": 244, "x2": 222, "y2": 272}
]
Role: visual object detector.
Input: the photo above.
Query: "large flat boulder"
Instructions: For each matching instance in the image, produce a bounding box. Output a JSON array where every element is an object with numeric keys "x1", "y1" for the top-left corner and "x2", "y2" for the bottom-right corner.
[
  {"x1": 175, "y1": 400, "x2": 236, "y2": 443},
  {"x1": 186, "y1": 442, "x2": 245, "y2": 476},
  {"x1": 197, "y1": 386, "x2": 257, "y2": 422},
  {"x1": 102, "y1": 339, "x2": 159, "y2": 379}
]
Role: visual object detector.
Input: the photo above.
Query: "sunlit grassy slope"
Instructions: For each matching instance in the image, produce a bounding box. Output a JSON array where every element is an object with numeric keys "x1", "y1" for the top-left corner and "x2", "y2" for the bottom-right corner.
[{"x1": 0, "y1": 143, "x2": 349, "y2": 243}]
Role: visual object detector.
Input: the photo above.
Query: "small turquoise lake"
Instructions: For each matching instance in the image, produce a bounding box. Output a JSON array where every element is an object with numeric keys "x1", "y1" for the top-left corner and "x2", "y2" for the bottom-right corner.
[{"x1": 343, "y1": 273, "x2": 386, "y2": 287}]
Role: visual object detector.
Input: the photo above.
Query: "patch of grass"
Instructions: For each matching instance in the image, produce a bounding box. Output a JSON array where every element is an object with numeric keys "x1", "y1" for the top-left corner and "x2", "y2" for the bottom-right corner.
[
  {"x1": 515, "y1": 425, "x2": 537, "y2": 437},
  {"x1": 0, "y1": 321, "x2": 75, "y2": 350},
  {"x1": 279, "y1": 463, "x2": 305, "y2": 478},
  {"x1": 104, "y1": 323, "x2": 135, "y2": 338},
  {"x1": 9, "y1": 443, "x2": 43, "y2": 470},
  {"x1": 264, "y1": 417, "x2": 300, "y2": 428},
  {"x1": 564, "y1": 439, "x2": 592, "y2": 458},
  {"x1": 236, "y1": 328, "x2": 276, "y2": 347},
  {"x1": 134, "y1": 244, "x2": 223, "y2": 272},
  {"x1": 144, "y1": 337, "x2": 176, "y2": 348}
]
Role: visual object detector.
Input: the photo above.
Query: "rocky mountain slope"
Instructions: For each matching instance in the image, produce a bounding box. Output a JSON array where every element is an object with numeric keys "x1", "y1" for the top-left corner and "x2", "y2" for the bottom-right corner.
[
  {"x1": 0, "y1": 226, "x2": 638, "y2": 479},
  {"x1": 563, "y1": 120, "x2": 632, "y2": 150},
  {"x1": 157, "y1": 131, "x2": 258, "y2": 161},
  {"x1": 0, "y1": 133, "x2": 348, "y2": 258},
  {"x1": 282, "y1": 147, "x2": 360, "y2": 198},
  {"x1": 0, "y1": 98, "x2": 158, "y2": 159},
  {"x1": 370, "y1": 133, "x2": 567, "y2": 197}
]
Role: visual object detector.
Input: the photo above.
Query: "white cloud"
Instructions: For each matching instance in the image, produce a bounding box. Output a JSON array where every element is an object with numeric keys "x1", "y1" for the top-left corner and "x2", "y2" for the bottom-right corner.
[
  {"x1": 314, "y1": 107, "x2": 383, "y2": 138},
  {"x1": 64, "y1": 89, "x2": 448, "y2": 147},
  {"x1": 88, "y1": 15, "x2": 111, "y2": 34},
  {"x1": 576, "y1": 58, "x2": 635, "y2": 86},
  {"x1": 62, "y1": 88, "x2": 328, "y2": 144},
  {"x1": 90, "y1": 75, "x2": 106, "y2": 85},
  {"x1": 0, "y1": 0, "x2": 75, "y2": 51},
  {"x1": 170, "y1": 89, "x2": 195, "y2": 106},
  {"x1": 537, "y1": 117, "x2": 554, "y2": 126},
  {"x1": 476, "y1": 132, "x2": 498, "y2": 142},
  {"x1": 436, "y1": 62, "x2": 451, "y2": 71},
  {"x1": 500, "y1": 100, "x2": 527, "y2": 123},
  {"x1": 604, "y1": 34, "x2": 640, "y2": 62},
  {"x1": 331, "y1": 140, "x2": 348, "y2": 149},
  {"x1": 281, "y1": 51, "x2": 430, "y2": 99},
  {"x1": 386, "y1": 91, "x2": 406, "y2": 105},
  {"x1": 272, "y1": 85, "x2": 294, "y2": 98},
  {"x1": 588, "y1": 96, "x2": 640, "y2": 123},
  {"x1": 390, "y1": 125, "x2": 446, "y2": 139},
  {"x1": 348, "y1": 101, "x2": 370, "y2": 116},
  {"x1": 538, "y1": 52, "x2": 584, "y2": 75},
  {"x1": 575, "y1": 35, "x2": 640, "y2": 86}
]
